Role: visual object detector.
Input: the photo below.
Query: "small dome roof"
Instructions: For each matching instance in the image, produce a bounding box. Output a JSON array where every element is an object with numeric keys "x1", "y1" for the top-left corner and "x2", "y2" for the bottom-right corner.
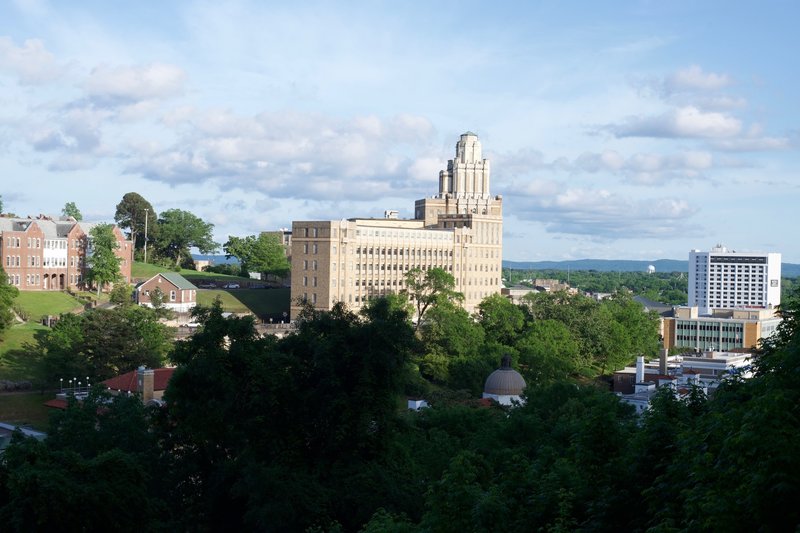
[{"x1": 484, "y1": 356, "x2": 527, "y2": 396}]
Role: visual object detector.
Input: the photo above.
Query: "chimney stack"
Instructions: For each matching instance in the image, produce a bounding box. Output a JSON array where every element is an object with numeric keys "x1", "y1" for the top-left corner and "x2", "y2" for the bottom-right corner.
[
  {"x1": 636, "y1": 356, "x2": 645, "y2": 383},
  {"x1": 137, "y1": 366, "x2": 155, "y2": 402},
  {"x1": 659, "y1": 349, "x2": 668, "y2": 375}
]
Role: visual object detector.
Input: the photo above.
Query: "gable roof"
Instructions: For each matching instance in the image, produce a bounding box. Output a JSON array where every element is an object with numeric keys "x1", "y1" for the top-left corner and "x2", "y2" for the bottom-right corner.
[
  {"x1": 141, "y1": 272, "x2": 197, "y2": 290},
  {"x1": 102, "y1": 367, "x2": 176, "y2": 393}
]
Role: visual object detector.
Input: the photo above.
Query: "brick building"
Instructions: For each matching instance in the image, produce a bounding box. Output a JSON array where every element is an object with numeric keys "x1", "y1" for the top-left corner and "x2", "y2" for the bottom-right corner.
[{"x1": 0, "y1": 215, "x2": 133, "y2": 291}]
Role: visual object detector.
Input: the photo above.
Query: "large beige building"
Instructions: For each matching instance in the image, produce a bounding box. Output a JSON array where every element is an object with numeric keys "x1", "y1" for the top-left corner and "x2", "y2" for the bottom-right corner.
[
  {"x1": 661, "y1": 306, "x2": 781, "y2": 352},
  {"x1": 290, "y1": 132, "x2": 503, "y2": 319}
]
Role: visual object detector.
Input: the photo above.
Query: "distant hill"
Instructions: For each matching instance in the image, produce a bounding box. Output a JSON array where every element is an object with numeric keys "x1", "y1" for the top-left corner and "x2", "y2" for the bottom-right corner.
[{"x1": 503, "y1": 259, "x2": 800, "y2": 277}]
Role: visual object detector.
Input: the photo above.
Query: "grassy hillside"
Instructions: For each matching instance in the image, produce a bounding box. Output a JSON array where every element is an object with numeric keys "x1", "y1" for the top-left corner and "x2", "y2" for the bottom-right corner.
[
  {"x1": 0, "y1": 322, "x2": 47, "y2": 381},
  {"x1": 14, "y1": 291, "x2": 84, "y2": 320},
  {"x1": 132, "y1": 262, "x2": 250, "y2": 282},
  {"x1": 197, "y1": 288, "x2": 290, "y2": 319},
  {"x1": 0, "y1": 392, "x2": 51, "y2": 431}
]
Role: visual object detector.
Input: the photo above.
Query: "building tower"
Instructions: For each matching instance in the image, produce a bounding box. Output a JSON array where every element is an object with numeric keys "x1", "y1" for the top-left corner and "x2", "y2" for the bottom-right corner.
[
  {"x1": 688, "y1": 244, "x2": 781, "y2": 315},
  {"x1": 289, "y1": 132, "x2": 504, "y2": 319}
]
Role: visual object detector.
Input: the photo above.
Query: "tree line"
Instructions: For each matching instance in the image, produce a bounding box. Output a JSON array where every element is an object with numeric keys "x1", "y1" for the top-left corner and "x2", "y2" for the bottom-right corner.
[
  {"x1": 1, "y1": 286, "x2": 798, "y2": 531},
  {"x1": 114, "y1": 192, "x2": 288, "y2": 278},
  {"x1": 504, "y1": 268, "x2": 690, "y2": 304}
]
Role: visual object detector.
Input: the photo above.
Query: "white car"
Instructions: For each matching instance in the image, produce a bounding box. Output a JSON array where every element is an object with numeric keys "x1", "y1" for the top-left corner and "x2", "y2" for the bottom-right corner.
[{"x1": 223, "y1": 282, "x2": 240, "y2": 289}]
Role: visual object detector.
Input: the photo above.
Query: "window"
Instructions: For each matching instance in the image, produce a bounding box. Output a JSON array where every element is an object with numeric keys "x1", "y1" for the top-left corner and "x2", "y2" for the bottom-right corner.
[{"x1": 170, "y1": 290, "x2": 176, "y2": 301}]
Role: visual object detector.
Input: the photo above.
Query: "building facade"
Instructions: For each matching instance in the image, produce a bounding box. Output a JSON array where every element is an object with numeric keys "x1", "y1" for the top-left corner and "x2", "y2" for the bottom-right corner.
[
  {"x1": 290, "y1": 132, "x2": 503, "y2": 319},
  {"x1": 688, "y1": 245, "x2": 781, "y2": 314},
  {"x1": 0, "y1": 215, "x2": 133, "y2": 291},
  {"x1": 135, "y1": 272, "x2": 198, "y2": 313},
  {"x1": 661, "y1": 306, "x2": 780, "y2": 352}
]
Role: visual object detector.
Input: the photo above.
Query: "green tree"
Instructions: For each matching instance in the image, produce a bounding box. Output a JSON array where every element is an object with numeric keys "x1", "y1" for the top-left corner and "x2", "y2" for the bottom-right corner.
[
  {"x1": 155, "y1": 209, "x2": 218, "y2": 268},
  {"x1": 0, "y1": 390, "x2": 166, "y2": 530},
  {"x1": 36, "y1": 312, "x2": 86, "y2": 387},
  {"x1": 403, "y1": 267, "x2": 462, "y2": 331},
  {"x1": 163, "y1": 298, "x2": 416, "y2": 530},
  {"x1": 61, "y1": 201, "x2": 82, "y2": 221},
  {"x1": 223, "y1": 233, "x2": 290, "y2": 278},
  {"x1": 517, "y1": 319, "x2": 585, "y2": 383},
  {"x1": 0, "y1": 264, "x2": 19, "y2": 338},
  {"x1": 86, "y1": 223, "x2": 122, "y2": 295},
  {"x1": 418, "y1": 299, "x2": 486, "y2": 386},
  {"x1": 114, "y1": 192, "x2": 157, "y2": 252},
  {"x1": 109, "y1": 283, "x2": 132, "y2": 306},
  {"x1": 36, "y1": 306, "x2": 170, "y2": 385},
  {"x1": 476, "y1": 293, "x2": 525, "y2": 346}
]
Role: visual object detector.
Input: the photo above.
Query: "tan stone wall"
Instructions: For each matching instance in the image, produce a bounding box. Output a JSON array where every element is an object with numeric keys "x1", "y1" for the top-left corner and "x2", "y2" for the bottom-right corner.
[
  {"x1": 743, "y1": 322, "x2": 760, "y2": 349},
  {"x1": 290, "y1": 210, "x2": 503, "y2": 319},
  {"x1": 662, "y1": 318, "x2": 676, "y2": 350}
]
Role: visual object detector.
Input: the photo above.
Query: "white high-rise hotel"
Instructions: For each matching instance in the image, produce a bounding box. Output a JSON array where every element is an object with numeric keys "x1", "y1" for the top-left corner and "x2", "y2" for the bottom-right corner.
[
  {"x1": 688, "y1": 245, "x2": 782, "y2": 315},
  {"x1": 290, "y1": 132, "x2": 503, "y2": 319}
]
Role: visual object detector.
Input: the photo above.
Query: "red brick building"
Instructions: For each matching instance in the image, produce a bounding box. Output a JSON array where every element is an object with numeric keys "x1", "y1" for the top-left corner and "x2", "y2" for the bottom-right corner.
[
  {"x1": 0, "y1": 215, "x2": 133, "y2": 291},
  {"x1": 135, "y1": 272, "x2": 198, "y2": 313}
]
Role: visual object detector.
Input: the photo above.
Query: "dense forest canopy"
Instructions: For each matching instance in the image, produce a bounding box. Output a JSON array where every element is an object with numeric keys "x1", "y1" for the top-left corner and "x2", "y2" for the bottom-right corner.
[{"x1": 1, "y1": 286, "x2": 798, "y2": 531}]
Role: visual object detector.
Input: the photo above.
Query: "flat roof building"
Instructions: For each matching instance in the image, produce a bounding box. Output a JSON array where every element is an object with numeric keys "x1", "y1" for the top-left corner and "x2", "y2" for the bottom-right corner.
[
  {"x1": 290, "y1": 132, "x2": 503, "y2": 319},
  {"x1": 689, "y1": 245, "x2": 781, "y2": 315}
]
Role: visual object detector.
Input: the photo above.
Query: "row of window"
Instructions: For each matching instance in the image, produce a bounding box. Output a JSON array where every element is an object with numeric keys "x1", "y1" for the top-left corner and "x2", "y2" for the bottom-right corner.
[
  {"x1": 7, "y1": 273, "x2": 86, "y2": 287},
  {"x1": 4, "y1": 237, "x2": 87, "y2": 250},
  {"x1": 709, "y1": 265, "x2": 765, "y2": 272},
  {"x1": 5, "y1": 255, "x2": 85, "y2": 268}
]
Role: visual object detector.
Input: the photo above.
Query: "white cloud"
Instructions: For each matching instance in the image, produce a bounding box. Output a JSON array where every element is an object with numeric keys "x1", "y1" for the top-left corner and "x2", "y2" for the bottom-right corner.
[
  {"x1": 573, "y1": 149, "x2": 713, "y2": 185},
  {"x1": 664, "y1": 65, "x2": 732, "y2": 93},
  {"x1": 507, "y1": 184, "x2": 699, "y2": 239},
  {"x1": 84, "y1": 63, "x2": 186, "y2": 103},
  {"x1": 126, "y1": 110, "x2": 439, "y2": 200},
  {"x1": 0, "y1": 36, "x2": 66, "y2": 84},
  {"x1": 610, "y1": 106, "x2": 741, "y2": 139},
  {"x1": 709, "y1": 136, "x2": 792, "y2": 152}
]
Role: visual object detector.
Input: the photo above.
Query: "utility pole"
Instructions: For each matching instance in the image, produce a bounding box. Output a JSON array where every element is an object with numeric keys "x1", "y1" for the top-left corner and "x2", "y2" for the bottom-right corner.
[{"x1": 144, "y1": 208, "x2": 149, "y2": 264}]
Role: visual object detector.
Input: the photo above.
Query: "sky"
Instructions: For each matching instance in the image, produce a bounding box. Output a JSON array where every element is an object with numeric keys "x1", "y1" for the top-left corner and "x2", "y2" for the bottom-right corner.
[{"x1": 1, "y1": 0, "x2": 798, "y2": 262}]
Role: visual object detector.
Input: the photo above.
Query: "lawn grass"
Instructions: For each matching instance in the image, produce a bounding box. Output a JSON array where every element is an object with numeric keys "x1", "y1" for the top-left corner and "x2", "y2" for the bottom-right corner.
[
  {"x1": 0, "y1": 323, "x2": 47, "y2": 381},
  {"x1": 197, "y1": 288, "x2": 290, "y2": 319},
  {"x1": 0, "y1": 392, "x2": 53, "y2": 431},
  {"x1": 132, "y1": 262, "x2": 249, "y2": 282},
  {"x1": 14, "y1": 291, "x2": 84, "y2": 320}
]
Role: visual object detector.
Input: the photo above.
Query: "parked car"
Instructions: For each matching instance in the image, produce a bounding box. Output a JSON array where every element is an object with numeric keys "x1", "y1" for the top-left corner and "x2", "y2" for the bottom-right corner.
[
  {"x1": 223, "y1": 282, "x2": 241, "y2": 289},
  {"x1": 198, "y1": 282, "x2": 216, "y2": 289}
]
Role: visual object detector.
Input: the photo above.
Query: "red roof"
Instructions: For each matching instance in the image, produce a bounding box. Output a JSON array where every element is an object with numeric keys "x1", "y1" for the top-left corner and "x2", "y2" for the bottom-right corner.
[
  {"x1": 102, "y1": 367, "x2": 176, "y2": 392},
  {"x1": 654, "y1": 374, "x2": 677, "y2": 381},
  {"x1": 44, "y1": 398, "x2": 68, "y2": 410}
]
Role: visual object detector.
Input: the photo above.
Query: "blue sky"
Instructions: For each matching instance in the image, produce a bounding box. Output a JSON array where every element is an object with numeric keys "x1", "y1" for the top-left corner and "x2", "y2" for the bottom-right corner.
[{"x1": 1, "y1": 0, "x2": 798, "y2": 262}]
